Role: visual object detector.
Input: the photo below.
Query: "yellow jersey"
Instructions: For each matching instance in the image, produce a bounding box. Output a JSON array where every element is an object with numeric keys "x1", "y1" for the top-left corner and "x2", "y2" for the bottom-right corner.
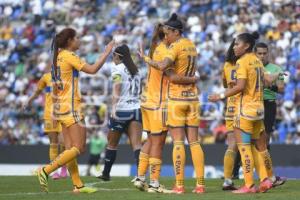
[
  {"x1": 37, "y1": 73, "x2": 53, "y2": 120},
  {"x1": 52, "y1": 49, "x2": 86, "y2": 115},
  {"x1": 236, "y1": 53, "x2": 264, "y2": 120},
  {"x1": 141, "y1": 42, "x2": 168, "y2": 109},
  {"x1": 165, "y1": 38, "x2": 198, "y2": 101},
  {"x1": 223, "y1": 62, "x2": 239, "y2": 120}
]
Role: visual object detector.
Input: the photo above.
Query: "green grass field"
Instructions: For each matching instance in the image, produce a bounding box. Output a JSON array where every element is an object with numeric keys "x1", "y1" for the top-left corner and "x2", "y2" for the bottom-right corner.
[{"x1": 0, "y1": 176, "x2": 298, "y2": 200}]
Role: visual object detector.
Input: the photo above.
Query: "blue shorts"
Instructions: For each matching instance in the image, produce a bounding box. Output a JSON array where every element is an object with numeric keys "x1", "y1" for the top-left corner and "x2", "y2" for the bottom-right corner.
[{"x1": 108, "y1": 109, "x2": 142, "y2": 133}]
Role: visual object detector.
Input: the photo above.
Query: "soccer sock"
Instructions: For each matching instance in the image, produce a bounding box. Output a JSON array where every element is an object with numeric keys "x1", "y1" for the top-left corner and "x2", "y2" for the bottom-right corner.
[
  {"x1": 223, "y1": 149, "x2": 236, "y2": 180},
  {"x1": 102, "y1": 148, "x2": 117, "y2": 177},
  {"x1": 49, "y1": 143, "x2": 59, "y2": 162},
  {"x1": 173, "y1": 141, "x2": 185, "y2": 187},
  {"x1": 59, "y1": 144, "x2": 67, "y2": 174},
  {"x1": 237, "y1": 144, "x2": 254, "y2": 188},
  {"x1": 138, "y1": 151, "x2": 149, "y2": 179},
  {"x1": 149, "y1": 157, "x2": 162, "y2": 187},
  {"x1": 134, "y1": 149, "x2": 141, "y2": 169},
  {"x1": 251, "y1": 145, "x2": 268, "y2": 181},
  {"x1": 67, "y1": 158, "x2": 83, "y2": 188},
  {"x1": 44, "y1": 147, "x2": 80, "y2": 175},
  {"x1": 260, "y1": 150, "x2": 273, "y2": 178},
  {"x1": 189, "y1": 141, "x2": 205, "y2": 186}
]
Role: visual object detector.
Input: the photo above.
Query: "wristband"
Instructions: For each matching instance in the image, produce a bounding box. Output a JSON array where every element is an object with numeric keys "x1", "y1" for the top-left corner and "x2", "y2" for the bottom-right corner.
[{"x1": 220, "y1": 93, "x2": 225, "y2": 99}]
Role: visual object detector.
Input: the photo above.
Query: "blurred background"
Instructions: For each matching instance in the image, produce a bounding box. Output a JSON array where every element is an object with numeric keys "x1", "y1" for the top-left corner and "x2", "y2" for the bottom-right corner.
[{"x1": 0, "y1": 0, "x2": 299, "y2": 177}]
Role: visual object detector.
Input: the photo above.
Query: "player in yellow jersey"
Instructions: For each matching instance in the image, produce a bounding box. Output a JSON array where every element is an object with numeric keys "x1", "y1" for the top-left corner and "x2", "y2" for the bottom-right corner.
[
  {"x1": 140, "y1": 14, "x2": 205, "y2": 194},
  {"x1": 209, "y1": 32, "x2": 282, "y2": 194},
  {"x1": 136, "y1": 23, "x2": 198, "y2": 193},
  {"x1": 36, "y1": 27, "x2": 114, "y2": 193},
  {"x1": 221, "y1": 39, "x2": 239, "y2": 190},
  {"x1": 23, "y1": 70, "x2": 67, "y2": 180}
]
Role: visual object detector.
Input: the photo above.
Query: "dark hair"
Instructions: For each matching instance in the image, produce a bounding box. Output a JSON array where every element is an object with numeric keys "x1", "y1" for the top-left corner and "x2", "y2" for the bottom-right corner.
[
  {"x1": 164, "y1": 13, "x2": 183, "y2": 34},
  {"x1": 114, "y1": 44, "x2": 138, "y2": 76},
  {"x1": 254, "y1": 42, "x2": 268, "y2": 52},
  {"x1": 225, "y1": 38, "x2": 237, "y2": 64},
  {"x1": 51, "y1": 28, "x2": 76, "y2": 78},
  {"x1": 149, "y1": 23, "x2": 165, "y2": 59},
  {"x1": 236, "y1": 31, "x2": 260, "y2": 53}
]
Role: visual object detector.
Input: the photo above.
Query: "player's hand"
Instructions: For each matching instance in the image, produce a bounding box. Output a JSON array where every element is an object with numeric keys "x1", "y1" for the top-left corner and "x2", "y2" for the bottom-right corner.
[
  {"x1": 208, "y1": 94, "x2": 221, "y2": 102},
  {"x1": 138, "y1": 42, "x2": 145, "y2": 58},
  {"x1": 104, "y1": 40, "x2": 115, "y2": 54}
]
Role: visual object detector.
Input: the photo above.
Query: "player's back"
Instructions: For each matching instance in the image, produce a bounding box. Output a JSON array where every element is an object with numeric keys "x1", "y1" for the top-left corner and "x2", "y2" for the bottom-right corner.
[
  {"x1": 53, "y1": 49, "x2": 84, "y2": 114},
  {"x1": 141, "y1": 42, "x2": 168, "y2": 109},
  {"x1": 167, "y1": 38, "x2": 198, "y2": 101},
  {"x1": 236, "y1": 53, "x2": 264, "y2": 120},
  {"x1": 223, "y1": 62, "x2": 239, "y2": 120}
]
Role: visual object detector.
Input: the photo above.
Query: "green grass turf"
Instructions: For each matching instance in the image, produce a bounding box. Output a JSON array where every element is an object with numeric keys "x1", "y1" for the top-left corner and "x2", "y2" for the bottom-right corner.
[{"x1": 0, "y1": 176, "x2": 298, "y2": 200}]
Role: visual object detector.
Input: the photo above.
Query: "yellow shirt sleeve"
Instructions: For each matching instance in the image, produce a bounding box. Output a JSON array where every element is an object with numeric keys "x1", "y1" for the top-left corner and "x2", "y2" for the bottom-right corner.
[
  {"x1": 66, "y1": 52, "x2": 86, "y2": 71},
  {"x1": 37, "y1": 75, "x2": 47, "y2": 91},
  {"x1": 236, "y1": 59, "x2": 247, "y2": 79}
]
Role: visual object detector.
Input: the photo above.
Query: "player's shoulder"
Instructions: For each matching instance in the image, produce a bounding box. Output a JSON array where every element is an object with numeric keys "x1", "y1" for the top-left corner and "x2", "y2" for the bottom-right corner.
[{"x1": 60, "y1": 50, "x2": 79, "y2": 59}]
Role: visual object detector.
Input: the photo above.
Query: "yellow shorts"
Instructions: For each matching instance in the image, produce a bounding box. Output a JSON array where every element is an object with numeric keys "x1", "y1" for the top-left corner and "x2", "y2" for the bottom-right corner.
[
  {"x1": 167, "y1": 100, "x2": 200, "y2": 127},
  {"x1": 141, "y1": 106, "x2": 167, "y2": 134},
  {"x1": 44, "y1": 119, "x2": 62, "y2": 133},
  {"x1": 225, "y1": 120, "x2": 234, "y2": 132},
  {"x1": 55, "y1": 111, "x2": 84, "y2": 128},
  {"x1": 234, "y1": 116, "x2": 264, "y2": 139}
]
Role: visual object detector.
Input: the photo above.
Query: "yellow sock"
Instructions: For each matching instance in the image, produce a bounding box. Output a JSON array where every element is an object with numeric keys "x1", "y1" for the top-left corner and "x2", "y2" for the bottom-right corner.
[
  {"x1": 138, "y1": 152, "x2": 149, "y2": 177},
  {"x1": 49, "y1": 143, "x2": 59, "y2": 162},
  {"x1": 67, "y1": 158, "x2": 83, "y2": 188},
  {"x1": 173, "y1": 141, "x2": 185, "y2": 187},
  {"x1": 190, "y1": 141, "x2": 205, "y2": 186},
  {"x1": 44, "y1": 147, "x2": 80, "y2": 175},
  {"x1": 149, "y1": 157, "x2": 162, "y2": 182},
  {"x1": 251, "y1": 145, "x2": 268, "y2": 181},
  {"x1": 237, "y1": 144, "x2": 254, "y2": 188},
  {"x1": 223, "y1": 149, "x2": 236, "y2": 179},
  {"x1": 260, "y1": 150, "x2": 273, "y2": 178}
]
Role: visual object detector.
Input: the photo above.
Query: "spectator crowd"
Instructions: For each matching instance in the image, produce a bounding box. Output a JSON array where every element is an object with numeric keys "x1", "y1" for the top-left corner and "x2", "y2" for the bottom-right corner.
[{"x1": 0, "y1": 0, "x2": 299, "y2": 145}]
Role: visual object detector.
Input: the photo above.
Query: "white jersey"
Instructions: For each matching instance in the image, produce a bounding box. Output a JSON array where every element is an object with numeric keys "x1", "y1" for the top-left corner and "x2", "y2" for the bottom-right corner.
[{"x1": 111, "y1": 63, "x2": 141, "y2": 111}]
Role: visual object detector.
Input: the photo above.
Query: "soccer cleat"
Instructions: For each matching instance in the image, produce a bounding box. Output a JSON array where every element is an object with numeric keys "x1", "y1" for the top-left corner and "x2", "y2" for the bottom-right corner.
[
  {"x1": 73, "y1": 186, "x2": 98, "y2": 194},
  {"x1": 132, "y1": 177, "x2": 148, "y2": 191},
  {"x1": 232, "y1": 185, "x2": 258, "y2": 194},
  {"x1": 192, "y1": 185, "x2": 205, "y2": 194},
  {"x1": 259, "y1": 178, "x2": 273, "y2": 193},
  {"x1": 37, "y1": 167, "x2": 49, "y2": 193},
  {"x1": 147, "y1": 184, "x2": 173, "y2": 194},
  {"x1": 171, "y1": 185, "x2": 185, "y2": 194},
  {"x1": 222, "y1": 179, "x2": 237, "y2": 191},
  {"x1": 272, "y1": 176, "x2": 287, "y2": 187},
  {"x1": 51, "y1": 172, "x2": 61, "y2": 180},
  {"x1": 97, "y1": 174, "x2": 110, "y2": 181}
]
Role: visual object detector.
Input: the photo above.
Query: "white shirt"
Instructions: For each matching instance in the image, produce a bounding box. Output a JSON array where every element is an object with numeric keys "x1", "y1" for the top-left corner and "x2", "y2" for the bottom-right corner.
[{"x1": 111, "y1": 63, "x2": 141, "y2": 111}]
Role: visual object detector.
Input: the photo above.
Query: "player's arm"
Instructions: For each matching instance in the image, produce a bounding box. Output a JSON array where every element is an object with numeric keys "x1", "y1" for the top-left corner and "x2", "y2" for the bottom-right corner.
[
  {"x1": 222, "y1": 71, "x2": 228, "y2": 88},
  {"x1": 111, "y1": 74, "x2": 121, "y2": 118},
  {"x1": 23, "y1": 78, "x2": 45, "y2": 110},
  {"x1": 164, "y1": 69, "x2": 199, "y2": 84},
  {"x1": 208, "y1": 79, "x2": 245, "y2": 102},
  {"x1": 81, "y1": 40, "x2": 115, "y2": 74}
]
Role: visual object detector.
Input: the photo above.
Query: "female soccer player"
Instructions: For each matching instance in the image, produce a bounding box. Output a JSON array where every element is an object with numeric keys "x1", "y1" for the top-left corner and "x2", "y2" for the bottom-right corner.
[
  {"x1": 97, "y1": 44, "x2": 142, "y2": 181},
  {"x1": 23, "y1": 69, "x2": 67, "y2": 180},
  {"x1": 140, "y1": 14, "x2": 205, "y2": 194},
  {"x1": 37, "y1": 27, "x2": 114, "y2": 193},
  {"x1": 221, "y1": 39, "x2": 239, "y2": 190},
  {"x1": 209, "y1": 32, "x2": 281, "y2": 194}
]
